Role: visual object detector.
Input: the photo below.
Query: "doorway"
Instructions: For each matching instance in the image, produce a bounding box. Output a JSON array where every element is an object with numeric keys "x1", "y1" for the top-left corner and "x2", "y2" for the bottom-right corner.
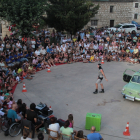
[{"x1": 110, "y1": 20, "x2": 114, "y2": 27}]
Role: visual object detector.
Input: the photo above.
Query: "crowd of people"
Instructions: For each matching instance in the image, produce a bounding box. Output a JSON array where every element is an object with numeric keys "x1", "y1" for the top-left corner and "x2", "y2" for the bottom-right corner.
[{"x1": 0, "y1": 27, "x2": 140, "y2": 140}]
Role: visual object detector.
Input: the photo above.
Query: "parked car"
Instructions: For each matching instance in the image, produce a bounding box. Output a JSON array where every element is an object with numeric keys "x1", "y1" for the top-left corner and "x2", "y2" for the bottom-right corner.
[
  {"x1": 108, "y1": 23, "x2": 137, "y2": 33},
  {"x1": 122, "y1": 69, "x2": 140, "y2": 101}
]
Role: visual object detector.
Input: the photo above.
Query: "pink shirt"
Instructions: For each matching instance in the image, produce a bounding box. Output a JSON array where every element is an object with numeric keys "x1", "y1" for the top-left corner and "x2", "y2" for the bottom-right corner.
[
  {"x1": 32, "y1": 59, "x2": 38, "y2": 64},
  {"x1": 69, "y1": 121, "x2": 73, "y2": 128},
  {"x1": 8, "y1": 101, "x2": 13, "y2": 109}
]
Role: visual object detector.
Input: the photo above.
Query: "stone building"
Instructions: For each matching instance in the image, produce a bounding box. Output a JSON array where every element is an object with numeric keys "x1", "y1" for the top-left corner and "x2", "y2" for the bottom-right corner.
[{"x1": 87, "y1": 0, "x2": 140, "y2": 28}]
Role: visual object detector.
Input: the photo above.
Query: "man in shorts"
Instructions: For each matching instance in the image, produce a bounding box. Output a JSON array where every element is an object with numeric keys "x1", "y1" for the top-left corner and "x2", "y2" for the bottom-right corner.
[{"x1": 93, "y1": 64, "x2": 108, "y2": 94}]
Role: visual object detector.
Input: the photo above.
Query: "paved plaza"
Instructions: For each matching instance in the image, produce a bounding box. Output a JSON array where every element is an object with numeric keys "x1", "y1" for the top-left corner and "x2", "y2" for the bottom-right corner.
[{"x1": 1, "y1": 62, "x2": 140, "y2": 140}]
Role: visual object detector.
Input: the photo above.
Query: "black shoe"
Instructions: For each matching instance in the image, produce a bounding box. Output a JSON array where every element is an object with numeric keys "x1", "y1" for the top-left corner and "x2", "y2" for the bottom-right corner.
[
  {"x1": 93, "y1": 90, "x2": 98, "y2": 94},
  {"x1": 99, "y1": 89, "x2": 104, "y2": 93}
]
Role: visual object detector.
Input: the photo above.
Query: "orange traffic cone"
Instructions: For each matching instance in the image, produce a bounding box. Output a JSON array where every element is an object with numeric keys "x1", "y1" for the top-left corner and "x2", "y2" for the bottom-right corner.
[
  {"x1": 22, "y1": 83, "x2": 27, "y2": 92},
  {"x1": 47, "y1": 67, "x2": 51, "y2": 72},
  {"x1": 101, "y1": 58, "x2": 104, "y2": 64},
  {"x1": 49, "y1": 106, "x2": 52, "y2": 110},
  {"x1": 123, "y1": 122, "x2": 130, "y2": 136}
]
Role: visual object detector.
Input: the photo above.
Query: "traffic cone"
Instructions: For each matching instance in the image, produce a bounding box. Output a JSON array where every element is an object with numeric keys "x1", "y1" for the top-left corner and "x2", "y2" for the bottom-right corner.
[
  {"x1": 123, "y1": 122, "x2": 130, "y2": 136},
  {"x1": 49, "y1": 106, "x2": 52, "y2": 110},
  {"x1": 101, "y1": 58, "x2": 104, "y2": 64},
  {"x1": 47, "y1": 67, "x2": 51, "y2": 72},
  {"x1": 22, "y1": 83, "x2": 27, "y2": 92}
]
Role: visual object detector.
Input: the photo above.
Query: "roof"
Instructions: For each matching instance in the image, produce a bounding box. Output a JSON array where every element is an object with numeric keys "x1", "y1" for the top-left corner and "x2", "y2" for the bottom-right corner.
[{"x1": 92, "y1": 0, "x2": 140, "y2": 2}]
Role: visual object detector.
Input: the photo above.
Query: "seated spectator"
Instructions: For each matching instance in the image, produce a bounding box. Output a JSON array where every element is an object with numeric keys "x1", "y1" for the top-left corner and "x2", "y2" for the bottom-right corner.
[
  {"x1": 83, "y1": 54, "x2": 88, "y2": 63},
  {"x1": 49, "y1": 117, "x2": 60, "y2": 137},
  {"x1": 40, "y1": 47, "x2": 46, "y2": 55},
  {"x1": 68, "y1": 114, "x2": 74, "y2": 128},
  {"x1": 0, "y1": 59, "x2": 8, "y2": 71},
  {"x1": 0, "y1": 103, "x2": 5, "y2": 116},
  {"x1": 7, "y1": 97, "x2": 13, "y2": 109},
  {"x1": 26, "y1": 103, "x2": 43, "y2": 126},
  {"x1": 22, "y1": 69, "x2": 32, "y2": 80},
  {"x1": 89, "y1": 54, "x2": 95, "y2": 63},
  {"x1": 60, "y1": 120, "x2": 77, "y2": 138},
  {"x1": 35, "y1": 48, "x2": 40, "y2": 56},
  {"x1": 21, "y1": 129, "x2": 32, "y2": 140},
  {"x1": 38, "y1": 133, "x2": 44, "y2": 140},
  {"x1": 76, "y1": 130, "x2": 84, "y2": 138},
  {"x1": 21, "y1": 103, "x2": 28, "y2": 118},
  {"x1": 47, "y1": 46, "x2": 53, "y2": 54},
  {"x1": 87, "y1": 126, "x2": 103, "y2": 140},
  {"x1": 7, "y1": 103, "x2": 22, "y2": 122}
]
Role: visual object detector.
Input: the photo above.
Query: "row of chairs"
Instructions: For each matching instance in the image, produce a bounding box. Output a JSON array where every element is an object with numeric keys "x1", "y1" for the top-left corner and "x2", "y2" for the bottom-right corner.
[{"x1": 47, "y1": 128, "x2": 86, "y2": 140}]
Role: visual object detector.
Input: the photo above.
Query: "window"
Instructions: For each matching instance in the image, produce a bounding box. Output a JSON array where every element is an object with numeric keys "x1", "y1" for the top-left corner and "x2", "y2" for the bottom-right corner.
[
  {"x1": 114, "y1": 24, "x2": 121, "y2": 28},
  {"x1": 122, "y1": 25, "x2": 128, "y2": 28},
  {"x1": 91, "y1": 20, "x2": 98, "y2": 26},
  {"x1": 0, "y1": 24, "x2": 2, "y2": 34},
  {"x1": 128, "y1": 25, "x2": 135, "y2": 28},
  {"x1": 135, "y1": 3, "x2": 138, "y2": 8},
  {"x1": 122, "y1": 25, "x2": 135, "y2": 28},
  {"x1": 134, "y1": 14, "x2": 138, "y2": 19},
  {"x1": 131, "y1": 75, "x2": 140, "y2": 83},
  {"x1": 110, "y1": 6, "x2": 114, "y2": 13}
]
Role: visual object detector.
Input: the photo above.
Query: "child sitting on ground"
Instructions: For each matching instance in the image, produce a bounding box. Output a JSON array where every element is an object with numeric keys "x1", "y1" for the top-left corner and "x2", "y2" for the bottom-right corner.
[
  {"x1": 89, "y1": 54, "x2": 95, "y2": 63},
  {"x1": 125, "y1": 54, "x2": 130, "y2": 62},
  {"x1": 83, "y1": 54, "x2": 88, "y2": 63},
  {"x1": 95, "y1": 53, "x2": 99, "y2": 62},
  {"x1": 134, "y1": 55, "x2": 138, "y2": 64},
  {"x1": 22, "y1": 69, "x2": 32, "y2": 80},
  {"x1": 67, "y1": 54, "x2": 72, "y2": 64},
  {"x1": 112, "y1": 53, "x2": 116, "y2": 61},
  {"x1": 16, "y1": 74, "x2": 21, "y2": 83},
  {"x1": 86, "y1": 53, "x2": 91, "y2": 61}
]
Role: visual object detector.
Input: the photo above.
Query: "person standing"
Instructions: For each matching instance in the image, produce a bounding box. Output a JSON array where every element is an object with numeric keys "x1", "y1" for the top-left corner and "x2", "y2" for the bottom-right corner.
[
  {"x1": 87, "y1": 126, "x2": 103, "y2": 140},
  {"x1": 93, "y1": 64, "x2": 108, "y2": 94}
]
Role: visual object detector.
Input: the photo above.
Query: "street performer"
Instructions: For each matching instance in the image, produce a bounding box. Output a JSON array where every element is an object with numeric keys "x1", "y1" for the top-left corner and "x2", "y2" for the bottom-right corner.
[{"x1": 93, "y1": 64, "x2": 108, "y2": 94}]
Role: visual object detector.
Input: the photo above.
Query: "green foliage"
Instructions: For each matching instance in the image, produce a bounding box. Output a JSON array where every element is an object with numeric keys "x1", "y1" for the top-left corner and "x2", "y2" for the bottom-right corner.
[
  {"x1": 0, "y1": 0, "x2": 47, "y2": 36},
  {"x1": 44, "y1": 0, "x2": 99, "y2": 35}
]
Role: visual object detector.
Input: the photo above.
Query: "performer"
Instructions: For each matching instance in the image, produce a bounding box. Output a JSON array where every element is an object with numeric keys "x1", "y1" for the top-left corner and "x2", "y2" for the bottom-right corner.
[{"x1": 93, "y1": 64, "x2": 108, "y2": 94}]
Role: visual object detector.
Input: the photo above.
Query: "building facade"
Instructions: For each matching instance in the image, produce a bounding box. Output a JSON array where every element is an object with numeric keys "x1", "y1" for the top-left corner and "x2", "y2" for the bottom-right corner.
[{"x1": 87, "y1": 0, "x2": 140, "y2": 28}]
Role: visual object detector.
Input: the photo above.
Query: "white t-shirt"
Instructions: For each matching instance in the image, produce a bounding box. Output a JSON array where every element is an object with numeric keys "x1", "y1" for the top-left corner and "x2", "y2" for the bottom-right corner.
[
  {"x1": 31, "y1": 41, "x2": 36, "y2": 48},
  {"x1": 40, "y1": 49, "x2": 46, "y2": 55},
  {"x1": 67, "y1": 38, "x2": 71, "y2": 42},
  {"x1": 62, "y1": 39, "x2": 67, "y2": 43},
  {"x1": 16, "y1": 76, "x2": 20, "y2": 82},
  {"x1": 35, "y1": 50, "x2": 40, "y2": 56},
  {"x1": 0, "y1": 44, "x2": 4, "y2": 51},
  {"x1": 8, "y1": 101, "x2": 13, "y2": 108},
  {"x1": 0, "y1": 62, "x2": 5, "y2": 67},
  {"x1": 16, "y1": 43, "x2": 21, "y2": 47},
  {"x1": 93, "y1": 44, "x2": 98, "y2": 50},
  {"x1": 61, "y1": 45, "x2": 66, "y2": 52},
  {"x1": 86, "y1": 34, "x2": 90, "y2": 38},
  {"x1": 0, "y1": 96, "x2": 4, "y2": 101},
  {"x1": 0, "y1": 108, "x2": 5, "y2": 116},
  {"x1": 49, "y1": 123, "x2": 60, "y2": 137}
]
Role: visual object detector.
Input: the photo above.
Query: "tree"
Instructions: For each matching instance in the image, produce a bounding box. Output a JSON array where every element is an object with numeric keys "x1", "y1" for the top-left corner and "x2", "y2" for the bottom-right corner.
[
  {"x1": 44, "y1": 0, "x2": 99, "y2": 36},
  {"x1": 0, "y1": 0, "x2": 47, "y2": 36}
]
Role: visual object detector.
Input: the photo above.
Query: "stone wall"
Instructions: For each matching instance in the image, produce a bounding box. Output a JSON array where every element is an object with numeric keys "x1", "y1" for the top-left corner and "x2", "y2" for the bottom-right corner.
[
  {"x1": 132, "y1": 2, "x2": 140, "y2": 23},
  {"x1": 86, "y1": 2, "x2": 134, "y2": 28}
]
